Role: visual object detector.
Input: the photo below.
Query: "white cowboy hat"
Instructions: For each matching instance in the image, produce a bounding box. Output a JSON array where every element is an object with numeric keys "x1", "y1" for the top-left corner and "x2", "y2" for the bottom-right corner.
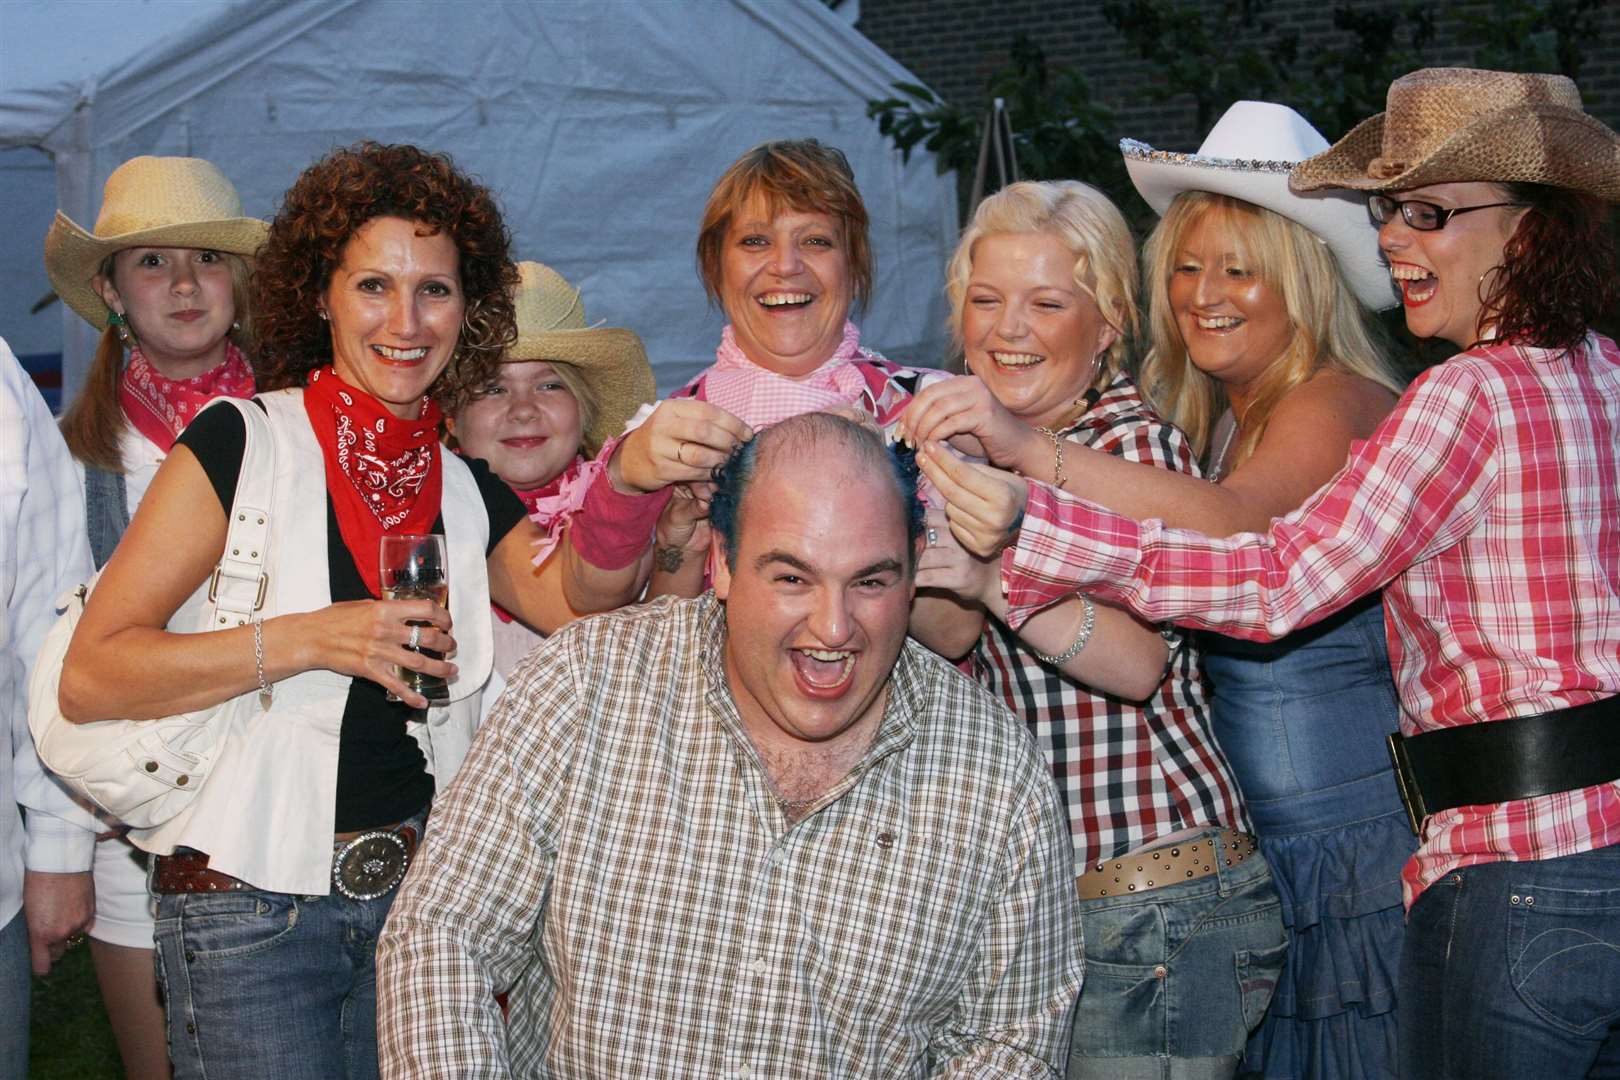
[
  {"x1": 44, "y1": 156, "x2": 269, "y2": 329},
  {"x1": 1122, "y1": 101, "x2": 1394, "y2": 310},
  {"x1": 506, "y1": 261, "x2": 656, "y2": 451}
]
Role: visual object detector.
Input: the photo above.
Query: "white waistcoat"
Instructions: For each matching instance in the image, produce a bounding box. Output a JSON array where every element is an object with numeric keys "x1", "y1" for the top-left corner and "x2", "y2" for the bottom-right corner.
[{"x1": 131, "y1": 388, "x2": 493, "y2": 895}]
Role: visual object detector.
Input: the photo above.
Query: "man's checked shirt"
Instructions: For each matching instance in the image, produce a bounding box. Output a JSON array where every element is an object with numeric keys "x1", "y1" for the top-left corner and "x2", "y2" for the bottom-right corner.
[
  {"x1": 1001, "y1": 334, "x2": 1620, "y2": 905},
  {"x1": 378, "y1": 594, "x2": 1081, "y2": 1078}
]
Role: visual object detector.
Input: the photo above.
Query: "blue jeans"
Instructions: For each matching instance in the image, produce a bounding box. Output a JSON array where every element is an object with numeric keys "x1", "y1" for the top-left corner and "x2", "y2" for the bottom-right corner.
[
  {"x1": 152, "y1": 810, "x2": 425, "y2": 1080},
  {"x1": 0, "y1": 909, "x2": 28, "y2": 1080},
  {"x1": 1068, "y1": 831, "x2": 1288, "y2": 1080},
  {"x1": 1399, "y1": 844, "x2": 1620, "y2": 1079}
]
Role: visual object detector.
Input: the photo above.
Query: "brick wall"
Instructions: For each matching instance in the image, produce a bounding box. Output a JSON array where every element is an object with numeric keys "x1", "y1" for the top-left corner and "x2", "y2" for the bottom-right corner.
[{"x1": 856, "y1": 0, "x2": 1620, "y2": 151}]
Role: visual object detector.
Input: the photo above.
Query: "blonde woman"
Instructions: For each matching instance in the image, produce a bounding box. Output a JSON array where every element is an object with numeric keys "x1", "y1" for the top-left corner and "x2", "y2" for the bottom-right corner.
[
  {"x1": 902, "y1": 179, "x2": 1284, "y2": 1079},
  {"x1": 43, "y1": 155, "x2": 268, "y2": 1080}
]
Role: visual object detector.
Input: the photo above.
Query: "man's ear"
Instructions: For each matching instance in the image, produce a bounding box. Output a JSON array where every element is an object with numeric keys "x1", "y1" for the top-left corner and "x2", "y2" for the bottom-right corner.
[{"x1": 710, "y1": 532, "x2": 732, "y2": 601}]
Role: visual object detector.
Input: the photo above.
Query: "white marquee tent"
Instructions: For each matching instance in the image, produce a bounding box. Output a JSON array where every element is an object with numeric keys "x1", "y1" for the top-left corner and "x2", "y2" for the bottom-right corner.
[{"x1": 0, "y1": 0, "x2": 957, "y2": 405}]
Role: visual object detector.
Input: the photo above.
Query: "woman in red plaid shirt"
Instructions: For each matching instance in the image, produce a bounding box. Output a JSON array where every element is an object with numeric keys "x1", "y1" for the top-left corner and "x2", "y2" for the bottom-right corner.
[{"x1": 921, "y1": 69, "x2": 1620, "y2": 1079}]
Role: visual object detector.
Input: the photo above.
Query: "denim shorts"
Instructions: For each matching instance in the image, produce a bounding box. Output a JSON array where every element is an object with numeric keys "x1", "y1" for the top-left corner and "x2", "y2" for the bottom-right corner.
[
  {"x1": 1068, "y1": 829, "x2": 1288, "y2": 1080},
  {"x1": 152, "y1": 807, "x2": 427, "y2": 1080}
]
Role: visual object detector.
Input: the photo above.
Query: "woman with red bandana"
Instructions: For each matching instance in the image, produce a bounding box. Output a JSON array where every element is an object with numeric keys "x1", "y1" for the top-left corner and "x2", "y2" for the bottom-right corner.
[
  {"x1": 922, "y1": 69, "x2": 1620, "y2": 1078},
  {"x1": 444, "y1": 260, "x2": 655, "y2": 679},
  {"x1": 57, "y1": 143, "x2": 647, "y2": 1079},
  {"x1": 42, "y1": 154, "x2": 268, "y2": 1080}
]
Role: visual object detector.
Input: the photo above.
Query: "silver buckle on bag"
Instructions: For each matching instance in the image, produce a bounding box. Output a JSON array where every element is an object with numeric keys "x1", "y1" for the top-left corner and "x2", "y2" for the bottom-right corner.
[
  {"x1": 207, "y1": 568, "x2": 268, "y2": 612},
  {"x1": 332, "y1": 829, "x2": 410, "y2": 900}
]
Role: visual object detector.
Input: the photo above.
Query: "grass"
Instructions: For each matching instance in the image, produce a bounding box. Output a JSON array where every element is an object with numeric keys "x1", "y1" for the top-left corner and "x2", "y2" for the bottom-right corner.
[{"x1": 29, "y1": 946, "x2": 122, "y2": 1079}]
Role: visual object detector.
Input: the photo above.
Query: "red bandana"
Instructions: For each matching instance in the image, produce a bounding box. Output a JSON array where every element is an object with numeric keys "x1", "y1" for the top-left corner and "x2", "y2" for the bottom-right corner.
[
  {"x1": 118, "y1": 343, "x2": 255, "y2": 452},
  {"x1": 303, "y1": 365, "x2": 443, "y2": 597}
]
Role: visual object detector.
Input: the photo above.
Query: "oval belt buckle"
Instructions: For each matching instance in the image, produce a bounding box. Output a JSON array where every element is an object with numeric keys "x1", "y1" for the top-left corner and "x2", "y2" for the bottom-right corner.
[{"x1": 333, "y1": 830, "x2": 409, "y2": 901}]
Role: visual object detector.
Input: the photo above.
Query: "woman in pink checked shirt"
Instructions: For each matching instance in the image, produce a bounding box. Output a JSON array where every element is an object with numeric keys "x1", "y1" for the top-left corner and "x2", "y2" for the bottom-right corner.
[{"x1": 920, "y1": 68, "x2": 1620, "y2": 1080}]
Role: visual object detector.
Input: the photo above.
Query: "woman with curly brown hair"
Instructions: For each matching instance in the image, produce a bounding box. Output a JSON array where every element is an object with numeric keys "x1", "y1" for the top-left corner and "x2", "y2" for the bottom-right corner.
[{"x1": 57, "y1": 142, "x2": 643, "y2": 1079}]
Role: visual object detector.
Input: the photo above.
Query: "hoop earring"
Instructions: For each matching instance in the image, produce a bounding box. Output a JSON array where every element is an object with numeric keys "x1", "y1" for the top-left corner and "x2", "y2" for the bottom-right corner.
[{"x1": 107, "y1": 311, "x2": 134, "y2": 347}]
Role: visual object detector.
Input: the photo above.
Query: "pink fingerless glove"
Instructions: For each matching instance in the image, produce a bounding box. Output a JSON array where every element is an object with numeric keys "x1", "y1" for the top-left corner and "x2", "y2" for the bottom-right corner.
[{"x1": 567, "y1": 435, "x2": 674, "y2": 570}]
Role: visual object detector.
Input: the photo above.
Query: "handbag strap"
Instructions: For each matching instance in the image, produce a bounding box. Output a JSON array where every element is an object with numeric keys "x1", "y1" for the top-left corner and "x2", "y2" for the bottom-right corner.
[{"x1": 203, "y1": 398, "x2": 277, "y2": 627}]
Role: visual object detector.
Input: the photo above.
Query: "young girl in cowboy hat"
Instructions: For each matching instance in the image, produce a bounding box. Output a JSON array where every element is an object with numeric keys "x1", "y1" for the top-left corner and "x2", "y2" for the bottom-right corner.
[
  {"x1": 445, "y1": 260, "x2": 656, "y2": 678},
  {"x1": 57, "y1": 142, "x2": 649, "y2": 1079},
  {"x1": 41, "y1": 154, "x2": 268, "y2": 1080},
  {"x1": 920, "y1": 68, "x2": 1620, "y2": 1078}
]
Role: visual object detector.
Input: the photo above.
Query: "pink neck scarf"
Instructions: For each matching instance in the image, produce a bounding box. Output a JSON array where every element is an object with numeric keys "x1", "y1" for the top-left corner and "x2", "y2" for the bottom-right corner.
[
  {"x1": 119, "y1": 343, "x2": 255, "y2": 451},
  {"x1": 700, "y1": 321, "x2": 877, "y2": 428}
]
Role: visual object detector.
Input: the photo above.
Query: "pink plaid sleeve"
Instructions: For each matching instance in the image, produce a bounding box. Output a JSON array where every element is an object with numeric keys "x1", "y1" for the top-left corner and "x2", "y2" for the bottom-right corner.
[{"x1": 1002, "y1": 361, "x2": 1501, "y2": 637}]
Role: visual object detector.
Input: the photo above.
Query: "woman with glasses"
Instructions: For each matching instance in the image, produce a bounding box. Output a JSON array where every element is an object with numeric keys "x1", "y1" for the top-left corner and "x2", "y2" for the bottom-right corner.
[{"x1": 919, "y1": 68, "x2": 1620, "y2": 1078}]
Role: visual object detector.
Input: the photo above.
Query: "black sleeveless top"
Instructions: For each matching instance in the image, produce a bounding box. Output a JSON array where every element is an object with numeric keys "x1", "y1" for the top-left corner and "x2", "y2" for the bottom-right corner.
[{"x1": 177, "y1": 402, "x2": 526, "y2": 831}]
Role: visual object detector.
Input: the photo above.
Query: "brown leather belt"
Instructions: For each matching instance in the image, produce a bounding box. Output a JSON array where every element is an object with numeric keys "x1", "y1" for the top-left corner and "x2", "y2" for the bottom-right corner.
[
  {"x1": 1077, "y1": 829, "x2": 1259, "y2": 901},
  {"x1": 153, "y1": 822, "x2": 420, "y2": 898}
]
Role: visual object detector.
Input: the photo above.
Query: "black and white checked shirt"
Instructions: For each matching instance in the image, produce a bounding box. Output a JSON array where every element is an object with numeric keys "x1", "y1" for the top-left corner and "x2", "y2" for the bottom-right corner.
[
  {"x1": 975, "y1": 372, "x2": 1248, "y2": 870},
  {"x1": 378, "y1": 594, "x2": 1081, "y2": 1078}
]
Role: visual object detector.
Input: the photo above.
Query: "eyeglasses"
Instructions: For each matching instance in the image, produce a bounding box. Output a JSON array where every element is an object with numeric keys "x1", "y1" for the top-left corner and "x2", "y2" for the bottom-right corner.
[{"x1": 1367, "y1": 195, "x2": 1524, "y2": 232}]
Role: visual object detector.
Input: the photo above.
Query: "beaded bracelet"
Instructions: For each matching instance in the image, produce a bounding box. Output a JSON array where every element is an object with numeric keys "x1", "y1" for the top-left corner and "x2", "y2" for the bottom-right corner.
[
  {"x1": 1035, "y1": 595, "x2": 1095, "y2": 665},
  {"x1": 1033, "y1": 426, "x2": 1067, "y2": 488}
]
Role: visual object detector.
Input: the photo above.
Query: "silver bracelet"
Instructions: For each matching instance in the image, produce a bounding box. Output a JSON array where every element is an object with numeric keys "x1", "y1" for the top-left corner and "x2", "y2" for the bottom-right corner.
[
  {"x1": 252, "y1": 618, "x2": 273, "y2": 706},
  {"x1": 1035, "y1": 595, "x2": 1095, "y2": 665}
]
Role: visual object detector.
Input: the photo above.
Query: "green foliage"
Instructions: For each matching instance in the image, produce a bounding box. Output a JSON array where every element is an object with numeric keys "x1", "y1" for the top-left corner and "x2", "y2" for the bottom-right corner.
[
  {"x1": 1287, "y1": 4, "x2": 1436, "y2": 140},
  {"x1": 1101, "y1": 0, "x2": 1299, "y2": 135},
  {"x1": 866, "y1": 35, "x2": 1133, "y2": 221},
  {"x1": 1457, "y1": 0, "x2": 1606, "y2": 80}
]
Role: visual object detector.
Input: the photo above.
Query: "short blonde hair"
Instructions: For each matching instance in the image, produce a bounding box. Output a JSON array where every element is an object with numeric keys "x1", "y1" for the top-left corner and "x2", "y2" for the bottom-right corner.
[
  {"x1": 946, "y1": 180, "x2": 1138, "y2": 385},
  {"x1": 1138, "y1": 192, "x2": 1403, "y2": 467}
]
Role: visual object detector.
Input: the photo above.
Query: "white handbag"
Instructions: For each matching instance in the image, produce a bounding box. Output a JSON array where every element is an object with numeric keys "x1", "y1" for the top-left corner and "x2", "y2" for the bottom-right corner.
[{"x1": 27, "y1": 397, "x2": 277, "y2": 829}]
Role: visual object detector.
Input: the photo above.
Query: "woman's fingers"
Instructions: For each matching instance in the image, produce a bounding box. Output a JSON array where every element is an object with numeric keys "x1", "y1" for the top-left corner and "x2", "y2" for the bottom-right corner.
[
  {"x1": 920, "y1": 443, "x2": 1028, "y2": 557},
  {"x1": 900, "y1": 381, "x2": 973, "y2": 447}
]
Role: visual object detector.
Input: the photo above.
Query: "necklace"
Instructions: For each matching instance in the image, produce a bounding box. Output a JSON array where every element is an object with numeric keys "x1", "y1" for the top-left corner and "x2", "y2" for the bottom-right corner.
[{"x1": 1209, "y1": 407, "x2": 1243, "y2": 483}]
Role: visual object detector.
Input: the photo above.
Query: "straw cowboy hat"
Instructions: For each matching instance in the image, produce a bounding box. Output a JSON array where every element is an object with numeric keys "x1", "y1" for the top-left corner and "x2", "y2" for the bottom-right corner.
[
  {"x1": 506, "y1": 260, "x2": 656, "y2": 450},
  {"x1": 44, "y1": 156, "x2": 269, "y2": 329},
  {"x1": 1122, "y1": 101, "x2": 1394, "y2": 310},
  {"x1": 1290, "y1": 68, "x2": 1620, "y2": 199}
]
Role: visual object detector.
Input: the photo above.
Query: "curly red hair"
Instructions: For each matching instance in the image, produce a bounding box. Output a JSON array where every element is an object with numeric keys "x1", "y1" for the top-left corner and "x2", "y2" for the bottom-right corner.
[
  {"x1": 1484, "y1": 184, "x2": 1618, "y2": 354},
  {"x1": 252, "y1": 142, "x2": 518, "y2": 410}
]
